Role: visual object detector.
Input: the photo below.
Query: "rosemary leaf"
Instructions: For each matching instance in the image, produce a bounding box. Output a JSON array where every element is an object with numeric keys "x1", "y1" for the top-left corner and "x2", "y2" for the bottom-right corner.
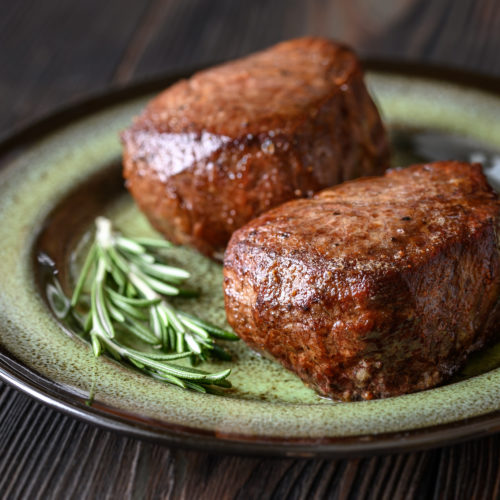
[
  {"x1": 127, "y1": 251, "x2": 156, "y2": 264},
  {"x1": 208, "y1": 344, "x2": 233, "y2": 362},
  {"x1": 83, "y1": 312, "x2": 92, "y2": 333},
  {"x1": 137, "y1": 261, "x2": 191, "y2": 281},
  {"x1": 115, "y1": 236, "x2": 146, "y2": 255},
  {"x1": 177, "y1": 312, "x2": 239, "y2": 340},
  {"x1": 90, "y1": 280, "x2": 111, "y2": 338},
  {"x1": 71, "y1": 243, "x2": 97, "y2": 307},
  {"x1": 90, "y1": 332, "x2": 102, "y2": 356},
  {"x1": 109, "y1": 295, "x2": 150, "y2": 321},
  {"x1": 129, "y1": 358, "x2": 145, "y2": 369},
  {"x1": 123, "y1": 349, "x2": 192, "y2": 361},
  {"x1": 120, "y1": 317, "x2": 159, "y2": 345},
  {"x1": 94, "y1": 263, "x2": 115, "y2": 338},
  {"x1": 107, "y1": 300, "x2": 126, "y2": 323},
  {"x1": 150, "y1": 371, "x2": 187, "y2": 388},
  {"x1": 107, "y1": 246, "x2": 131, "y2": 275},
  {"x1": 149, "y1": 306, "x2": 164, "y2": 339},
  {"x1": 209, "y1": 378, "x2": 232, "y2": 388},
  {"x1": 125, "y1": 281, "x2": 137, "y2": 298},
  {"x1": 179, "y1": 316, "x2": 210, "y2": 340},
  {"x1": 202, "y1": 368, "x2": 232, "y2": 382},
  {"x1": 176, "y1": 330, "x2": 185, "y2": 353},
  {"x1": 108, "y1": 261, "x2": 127, "y2": 291},
  {"x1": 139, "y1": 273, "x2": 180, "y2": 296},
  {"x1": 161, "y1": 303, "x2": 185, "y2": 333},
  {"x1": 133, "y1": 237, "x2": 173, "y2": 249},
  {"x1": 182, "y1": 381, "x2": 208, "y2": 393},
  {"x1": 105, "y1": 287, "x2": 161, "y2": 307},
  {"x1": 185, "y1": 333, "x2": 202, "y2": 354},
  {"x1": 167, "y1": 326, "x2": 176, "y2": 349}
]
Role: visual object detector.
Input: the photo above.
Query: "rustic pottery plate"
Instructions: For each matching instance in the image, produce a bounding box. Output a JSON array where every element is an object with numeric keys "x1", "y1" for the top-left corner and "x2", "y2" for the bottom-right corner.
[{"x1": 1, "y1": 64, "x2": 500, "y2": 458}]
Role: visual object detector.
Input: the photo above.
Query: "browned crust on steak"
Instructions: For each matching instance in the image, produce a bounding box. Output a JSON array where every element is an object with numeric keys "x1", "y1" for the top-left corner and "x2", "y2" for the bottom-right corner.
[
  {"x1": 122, "y1": 37, "x2": 389, "y2": 259},
  {"x1": 223, "y1": 161, "x2": 500, "y2": 401}
]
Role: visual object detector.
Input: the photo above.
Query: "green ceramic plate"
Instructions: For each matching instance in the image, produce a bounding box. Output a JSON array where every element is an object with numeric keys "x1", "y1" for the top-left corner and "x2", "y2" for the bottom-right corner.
[{"x1": 1, "y1": 64, "x2": 500, "y2": 458}]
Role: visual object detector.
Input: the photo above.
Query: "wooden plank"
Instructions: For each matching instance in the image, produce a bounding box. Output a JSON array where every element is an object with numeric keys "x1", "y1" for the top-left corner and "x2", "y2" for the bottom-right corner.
[
  {"x1": 1, "y1": 0, "x2": 500, "y2": 498},
  {"x1": 0, "y1": 0, "x2": 152, "y2": 137},
  {"x1": 124, "y1": 0, "x2": 304, "y2": 80},
  {"x1": 120, "y1": 0, "x2": 500, "y2": 81},
  {"x1": 1, "y1": 379, "x2": 499, "y2": 499}
]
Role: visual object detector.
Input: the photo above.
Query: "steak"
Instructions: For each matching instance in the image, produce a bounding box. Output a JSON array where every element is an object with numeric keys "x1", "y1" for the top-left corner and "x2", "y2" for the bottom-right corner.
[
  {"x1": 122, "y1": 37, "x2": 389, "y2": 260},
  {"x1": 223, "y1": 162, "x2": 500, "y2": 401}
]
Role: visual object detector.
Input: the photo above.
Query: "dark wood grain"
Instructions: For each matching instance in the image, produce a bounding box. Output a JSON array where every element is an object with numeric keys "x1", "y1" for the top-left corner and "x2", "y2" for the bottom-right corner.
[
  {"x1": 0, "y1": 0, "x2": 152, "y2": 138},
  {"x1": 3, "y1": 0, "x2": 500, "y2": 139},
  {"x1": 1, "y1": 0, "x2": 500, "y2": 498},
  {"x1": 2, "y1": 380, "x2": 500, "y2": 499}
]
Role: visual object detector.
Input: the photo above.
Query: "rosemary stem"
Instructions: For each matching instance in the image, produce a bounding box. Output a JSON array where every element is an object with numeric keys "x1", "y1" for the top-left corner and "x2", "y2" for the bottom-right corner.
[
  {"x1": 66, "y1": 216, "x2": 236, "y2": 393},
  {"x1": 95, "y1": 216, "x2": 114, "y2": 249}
]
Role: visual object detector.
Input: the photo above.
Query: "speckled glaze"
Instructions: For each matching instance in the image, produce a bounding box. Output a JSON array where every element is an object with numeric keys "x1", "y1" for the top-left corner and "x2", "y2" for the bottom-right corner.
[{"x1": 1, "y1": 71, "x2": 500, "y2": 452}]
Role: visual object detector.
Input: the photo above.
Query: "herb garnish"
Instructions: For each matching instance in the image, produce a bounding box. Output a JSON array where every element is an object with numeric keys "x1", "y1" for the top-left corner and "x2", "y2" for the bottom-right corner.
[{"x1": 67, "y1": 216, "x2": 238, "y2": 393}]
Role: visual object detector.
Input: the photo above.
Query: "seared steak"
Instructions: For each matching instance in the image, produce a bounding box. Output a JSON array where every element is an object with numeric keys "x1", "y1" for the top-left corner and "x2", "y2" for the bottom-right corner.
[
  {"x1": 223, "y1": 162, "x2": 500, "y2": 401},
  {"x1": 122, "y1": 37, "x2": 389, "y2": 259}
]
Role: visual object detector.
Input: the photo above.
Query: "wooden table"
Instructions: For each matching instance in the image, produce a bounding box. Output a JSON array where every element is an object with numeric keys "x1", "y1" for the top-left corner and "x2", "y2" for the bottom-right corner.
[{"x1": 1, "y1": 1, "x2": 500, "y2": 498}]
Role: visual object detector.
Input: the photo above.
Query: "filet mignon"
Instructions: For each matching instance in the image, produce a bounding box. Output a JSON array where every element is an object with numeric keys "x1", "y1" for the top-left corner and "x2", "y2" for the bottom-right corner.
[
  {"x1": 122, "y1": 37, "x2": 389, "y2": 260},
  {"x1": 223, "y1": 162, "x2": 500, "y2": 401}
]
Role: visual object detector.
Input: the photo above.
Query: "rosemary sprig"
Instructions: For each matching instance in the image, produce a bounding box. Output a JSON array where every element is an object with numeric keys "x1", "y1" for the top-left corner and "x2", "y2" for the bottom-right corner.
[{"x1": 66, "y1": 216, "x2": 238, "y2": 393}]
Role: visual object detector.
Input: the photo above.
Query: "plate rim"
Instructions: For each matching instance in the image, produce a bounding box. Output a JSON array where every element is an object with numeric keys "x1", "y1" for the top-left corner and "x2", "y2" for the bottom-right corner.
[
  {"x1": 3, "y1": 345, "x2": 500, "y2": 458},
  {"x1": 1, "y1": 61, "x2": 500, "y2": 458}
]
